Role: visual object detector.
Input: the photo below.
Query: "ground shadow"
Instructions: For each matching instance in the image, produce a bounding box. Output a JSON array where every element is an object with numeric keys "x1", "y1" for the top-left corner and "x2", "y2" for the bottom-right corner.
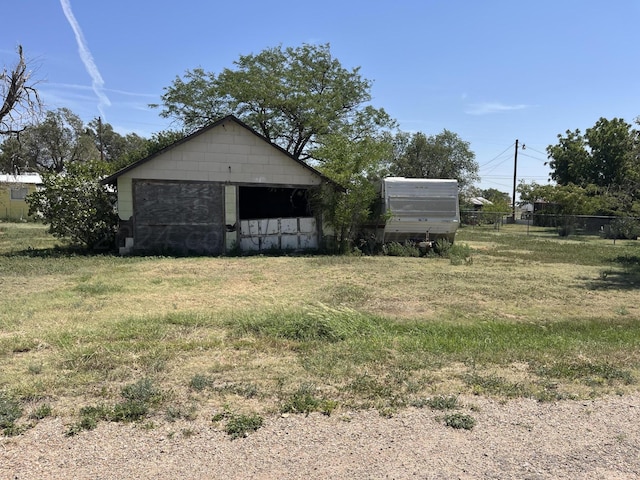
[{"x1": 580, "y1": 254, "x2": 640, "y2": 291}]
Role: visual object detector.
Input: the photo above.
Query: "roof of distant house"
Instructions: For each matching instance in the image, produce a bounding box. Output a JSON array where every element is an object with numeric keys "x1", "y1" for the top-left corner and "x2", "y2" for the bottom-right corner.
[
  {"x1": 0, "y1": 173, "x2": 43, "y2": 184},
  {"x1": 469, "y1": 196, "x2": 493, "y2": 206}
]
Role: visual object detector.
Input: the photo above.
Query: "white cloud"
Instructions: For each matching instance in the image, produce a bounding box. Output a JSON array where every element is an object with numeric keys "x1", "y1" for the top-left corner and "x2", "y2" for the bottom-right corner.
[
  {"x1": 465, "y1": 102, "x2": 530, "y2": 115},
  {"x1": 59, "y1": 0, "x2": 111, "y2": 119}
]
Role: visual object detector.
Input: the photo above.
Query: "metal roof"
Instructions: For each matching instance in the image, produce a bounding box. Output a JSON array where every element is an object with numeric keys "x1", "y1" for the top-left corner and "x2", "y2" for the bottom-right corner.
[
  {"x1": 0, "y1": 173, "x2": 42, "y2": 184},
  {"x1": 469, "y1": 196, "x2": 493, "y2": 206}
]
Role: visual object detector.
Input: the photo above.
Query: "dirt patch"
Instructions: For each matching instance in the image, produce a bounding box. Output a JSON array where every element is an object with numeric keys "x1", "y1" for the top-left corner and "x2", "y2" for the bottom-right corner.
[{"x1": 2, "y1": 394, "x2": 639, "y2": 479}]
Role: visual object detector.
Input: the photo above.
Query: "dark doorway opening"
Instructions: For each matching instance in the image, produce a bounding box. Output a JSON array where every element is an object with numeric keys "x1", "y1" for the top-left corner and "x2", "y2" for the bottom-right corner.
[{"x1": 239, "y1": 186, "x2": 312, "y2": 219}]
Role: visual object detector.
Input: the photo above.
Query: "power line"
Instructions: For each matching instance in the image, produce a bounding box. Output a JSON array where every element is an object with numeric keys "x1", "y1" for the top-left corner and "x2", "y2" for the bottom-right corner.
[
  {"x1": 522, "y1": 145, "x2": 548, "y2": 157},
  {"x1": 479, "y1": 142, "x2": 515, "y2": 168},
  {"x1": 519, "y1": 152, "x2": 548, "y2": 163}
]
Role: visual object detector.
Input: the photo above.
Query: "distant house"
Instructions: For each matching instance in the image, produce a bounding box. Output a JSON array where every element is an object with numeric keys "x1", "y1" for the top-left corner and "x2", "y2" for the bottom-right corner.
[
  {"x1": 0, "y1": 173, "x2": 42, "y2": 220},
  {"x1": 468, "y1": 196, "x2": 493, "y2": 211},
  {"x1": 102, "y1": 115, "x2": 336, "y2": 255}
]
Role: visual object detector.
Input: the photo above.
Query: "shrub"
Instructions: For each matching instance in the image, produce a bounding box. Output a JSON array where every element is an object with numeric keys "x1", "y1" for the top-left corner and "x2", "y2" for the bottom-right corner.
[
  {"x1": 382, "y1": 241, "x2": 421, "y2": 257},
  {"x1": 213, "y1": 410, "x2": 264, "y2": 440},
  {"x1": 606, "y1": 217, "x2": 639, "y2": 240},
  {"x1": 27, "y1": 161, "x2": 118, "y2": 251},
  {"x1": 443, "y1": 413, "x2": 476, "y2": 430}
]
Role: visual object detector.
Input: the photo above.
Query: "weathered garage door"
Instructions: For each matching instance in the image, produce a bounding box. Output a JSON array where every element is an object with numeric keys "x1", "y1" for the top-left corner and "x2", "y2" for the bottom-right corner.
[{"x1": 133, "y1": 180, "x2": 224, "y2": 255}]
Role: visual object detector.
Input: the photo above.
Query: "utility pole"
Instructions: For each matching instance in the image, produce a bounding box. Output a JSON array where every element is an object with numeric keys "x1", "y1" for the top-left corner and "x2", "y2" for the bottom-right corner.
[
  {"x1": 98, "y1": 116, "x2": 104, "y2": 162},
  {"x1": 511, "y1": 139, "x2": 518, "y2": 222}
]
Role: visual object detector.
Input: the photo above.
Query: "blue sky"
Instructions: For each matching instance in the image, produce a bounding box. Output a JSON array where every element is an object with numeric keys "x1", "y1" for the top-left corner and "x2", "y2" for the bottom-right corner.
[{"x1": 3, "y1": 0, "x2": 639, "y2": 193}]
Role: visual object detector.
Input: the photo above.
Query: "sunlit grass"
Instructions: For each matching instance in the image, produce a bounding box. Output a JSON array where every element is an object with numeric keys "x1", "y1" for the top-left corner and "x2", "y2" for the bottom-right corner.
[{"x1": 0, "y1": 222, "x2": 639, "y2": 430}]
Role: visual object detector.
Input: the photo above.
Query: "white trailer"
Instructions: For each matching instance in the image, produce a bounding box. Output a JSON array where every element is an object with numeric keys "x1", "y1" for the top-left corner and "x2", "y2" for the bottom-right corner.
[{"x1": 380, "y1": 177, "x2": 460, "y2": 244}]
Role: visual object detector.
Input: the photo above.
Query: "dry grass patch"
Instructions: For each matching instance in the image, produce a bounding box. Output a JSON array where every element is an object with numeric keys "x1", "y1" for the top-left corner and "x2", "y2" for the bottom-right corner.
[{"x1": 0, "y1": 223, "x2": 639, "y2": 432}]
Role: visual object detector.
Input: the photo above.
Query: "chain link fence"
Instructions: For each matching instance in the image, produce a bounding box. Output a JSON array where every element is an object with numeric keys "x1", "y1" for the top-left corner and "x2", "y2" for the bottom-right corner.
[{"x1": 461, "y1": 210, "x2": 640, "y2": 239}]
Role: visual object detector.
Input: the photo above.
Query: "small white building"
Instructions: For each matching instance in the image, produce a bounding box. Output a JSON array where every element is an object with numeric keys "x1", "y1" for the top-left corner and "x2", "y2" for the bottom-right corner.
[{"x1": 102, "y1": 115, "x2": 335, "y2": 255}]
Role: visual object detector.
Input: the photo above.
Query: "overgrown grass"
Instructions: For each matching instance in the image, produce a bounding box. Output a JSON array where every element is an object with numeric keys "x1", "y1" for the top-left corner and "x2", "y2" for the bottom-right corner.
[{"x1": 0, "y1": 222, "x2": 639, "y2": 434}]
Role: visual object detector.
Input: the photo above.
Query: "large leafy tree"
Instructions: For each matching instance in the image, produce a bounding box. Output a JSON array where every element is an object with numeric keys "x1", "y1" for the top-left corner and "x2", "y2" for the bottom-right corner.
[
  {"x1": 106, "y1": 128, "x2": 187, "y2": 172},
  {"x1": 547, "y1": 117, "x2": 636, "y2": 188},
  {"x1": 86, "y1": 117, "x2": 147, "y2": 165},
  {"x1": 388, "y1": 130, "x2": 479, "y2": 190},
  {"x1": 0, "y1": 109, "x2": 158, "y2": 174},
  {"x1": 153, "y1": 43, "x2": 394, "y2": 162},
  {"x1": 0, "y1": 108, "x2": 98, "y2": 173}
]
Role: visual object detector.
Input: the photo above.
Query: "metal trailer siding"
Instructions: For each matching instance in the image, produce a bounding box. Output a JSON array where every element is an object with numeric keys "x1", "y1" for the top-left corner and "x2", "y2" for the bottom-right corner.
[{"x1": 382, "y1": 178, "x2": 459, "y2": 242}]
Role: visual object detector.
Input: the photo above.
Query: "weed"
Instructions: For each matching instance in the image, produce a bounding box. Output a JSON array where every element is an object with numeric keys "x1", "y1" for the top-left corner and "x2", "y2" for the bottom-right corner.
[
  {"x1": 121, "y1": 378, "x2": 162, "y2": 404},
  {"x1": 329, "y1": 283, "x2": 370, "y2": 305},
  {"x1": 0, "y1": 392, "x2": 22, "y2": 435},
  {"x1": 213, "y1": 410, "x2": 263, "y2": 440},
  {"x1": 425, "y1": 395, "x2": 459, "y2": 410},
  {"x1": 443, "y1": 413, "x2": 476, "y2": 430},
  {"x1": 233, "y1": 305, "x2": 380, "y2": 343},
  {"x1": 110, "y1": 400, "x2": 149, "y2": 422},
  {"x1": 378, "y1": 406, "x2": 397, "y2": 418},
  {"x1": 233, "y1": 383, "x2": 259, "y2": 399},
  {"x1": 66, "y1": 404, "x2": 110, "y2": 436},
  {"x1": 345, "y1": 374, "x2": 392, "y2": 399},
  {"x1": 166, "y1": 404, "x2": 198, "y2": 422},
  {"x1": 27, "y1": 363, "x2": 44, "y2": 375},
  {"x1": 29, "y1": 403, "x2": 52, "y2": 420},
  {"x1": 448, "y1": 243, "x2": 472, "y2": 265},
  {"x1": 433, "y1": 238, "x2": 452, "y2": 257},
  {"x1": 66, "y1": 379, "x2": 163, "y2": 434},
  {"x1": 189, "y1": 374, "x2": 213, "y2": 392},
  {"x1": 280, "y1": 383, "x2": 336, "y2": 416},
  {"x1": 536, "y1": 362, "x2": 635, "y2": 386},
  {"x1": 74, "y1": 281, "x2": 121, "y2": 296},
  {"x1": 2, "y1": 223, "x2": 640, "y2": 424},
  {"x1": 463, "y1": 373, "x2": 528, "y2": 398}
]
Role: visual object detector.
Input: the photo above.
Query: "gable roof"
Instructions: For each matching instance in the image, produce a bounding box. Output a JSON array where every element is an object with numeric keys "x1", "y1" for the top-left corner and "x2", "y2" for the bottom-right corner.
[{"x1": 101, "y1": 115, "x2": 338, "y2": 187}]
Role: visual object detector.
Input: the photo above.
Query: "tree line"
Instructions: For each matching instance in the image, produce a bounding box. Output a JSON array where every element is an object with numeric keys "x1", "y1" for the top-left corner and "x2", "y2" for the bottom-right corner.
[
  {"x1": 1, "y1": 44, "x2": 479, "y2": 250},
  {"x1": 2, "y1": 43, "x2": 638, "y2": 250},
  {"x1": 518, "y1": 117, "x2": 640, "y2": 221}
]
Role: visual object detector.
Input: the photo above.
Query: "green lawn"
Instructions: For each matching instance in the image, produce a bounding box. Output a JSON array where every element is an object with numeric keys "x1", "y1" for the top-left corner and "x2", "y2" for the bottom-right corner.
[{"x1": 0, "y1": 222, "x2": 638, "y2": 435}]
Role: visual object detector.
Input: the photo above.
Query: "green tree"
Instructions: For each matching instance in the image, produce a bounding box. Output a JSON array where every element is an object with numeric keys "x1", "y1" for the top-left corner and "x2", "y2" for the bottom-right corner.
[
  {"x1": 153, "y1": 43, "x2": 394, "y2": 162},
  {"x1": 478, "y1": 188, "x2": 510, "y2": 204},
  {"x1": 1, "y1": 108, "x2": 99, "y2": 173},
  {"x1": 547, "y1": 118, "x2": 636, "y2": 188},
  {"x1": 108, "y1": 129, "x2": 186, "y2": 172},
  {"x1": 546, "y1": 129, "x2": 590, "y2": 186},
  {"x1": 0, "y1": 111, "x2": 160, "y2": 175},
  {"x1": 585, "y1": 117, "x2": 635, "y2": 188},
  {"x1": 312, "y1": 124, "x2": 392, "y2": 251},
  {"x1": 516, "y1": 181, "x2": 629, "y2": 216},
  {"x1": 0, "y1": 135, "x2": 26, "y2": 173},
  {"x1": 27, "y1": 161, "x2": 118, "y2": 250},
  {"x1": 86, "y1": 118, "x2": 147, "y2": 165},
  {"x1": 388, "y1": 130, "x2": 479, "y2": 190}
]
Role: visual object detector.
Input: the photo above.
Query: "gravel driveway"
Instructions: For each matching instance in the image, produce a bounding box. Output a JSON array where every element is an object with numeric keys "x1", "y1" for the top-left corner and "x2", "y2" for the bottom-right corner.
[{"x1": 2, "y1": 394, "x2": 639, "y2": 479}]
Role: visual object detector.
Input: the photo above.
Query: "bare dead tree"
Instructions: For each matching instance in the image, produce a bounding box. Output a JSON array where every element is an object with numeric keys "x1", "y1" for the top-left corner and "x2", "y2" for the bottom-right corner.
[{"x1": 0, "y1": 45, "x2": 43, "y2": 135}]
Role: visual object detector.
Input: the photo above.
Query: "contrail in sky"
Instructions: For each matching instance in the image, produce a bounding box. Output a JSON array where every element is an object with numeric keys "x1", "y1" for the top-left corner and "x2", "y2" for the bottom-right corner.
[{"x1": 59, "y1": 0, "x2": 111, "y2": 119}]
